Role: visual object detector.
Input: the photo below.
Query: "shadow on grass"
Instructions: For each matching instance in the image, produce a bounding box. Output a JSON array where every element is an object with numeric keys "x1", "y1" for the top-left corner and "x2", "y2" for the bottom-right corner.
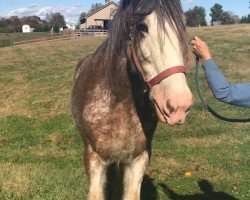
[{"x1": 160, "y1": 179, "x2": 239, "y2": 200}]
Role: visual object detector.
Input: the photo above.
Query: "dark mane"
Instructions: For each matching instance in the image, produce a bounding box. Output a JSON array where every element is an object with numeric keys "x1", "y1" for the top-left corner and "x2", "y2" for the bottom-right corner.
[{"x1": 90, "y1": 0, "x2": 188, "y2": 94}]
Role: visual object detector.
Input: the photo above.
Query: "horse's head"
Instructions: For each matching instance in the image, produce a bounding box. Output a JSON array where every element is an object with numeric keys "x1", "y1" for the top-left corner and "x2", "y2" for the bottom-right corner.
[
  {"x1": 128, "y1": 0, "x2": 192, "y2": 125},
  {"x1": 108, "y1": 0, "x2": 193, "y2": 125}
]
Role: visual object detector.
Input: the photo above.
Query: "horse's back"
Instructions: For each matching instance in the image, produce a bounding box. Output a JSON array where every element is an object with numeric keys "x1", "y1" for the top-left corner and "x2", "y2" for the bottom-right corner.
[{"x1": 73, "y1": 54, "x2": 93, "y2": 81}]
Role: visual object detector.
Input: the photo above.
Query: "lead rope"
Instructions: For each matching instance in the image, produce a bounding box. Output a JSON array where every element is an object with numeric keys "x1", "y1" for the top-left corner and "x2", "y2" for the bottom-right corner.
[{"x1": 195, "y1": 56, "x2": 250, "y2": 122}]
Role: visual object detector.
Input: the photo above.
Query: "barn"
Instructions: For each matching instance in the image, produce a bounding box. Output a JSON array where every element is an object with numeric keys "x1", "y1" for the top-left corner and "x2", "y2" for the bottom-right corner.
[{"x1": 80, "y1": 1, "x2": 118, "y2": 30}]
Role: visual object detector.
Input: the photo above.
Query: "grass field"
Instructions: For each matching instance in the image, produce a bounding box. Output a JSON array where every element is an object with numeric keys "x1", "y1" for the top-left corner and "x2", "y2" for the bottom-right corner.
[
  {"x1": 0, "y1": 24, "x2": 249, "y2": 200},
  {"x1": 0, "y1": 32, "x2": 71, "y2": 47},
  {"x1": 0, "y1": 32, "x2": 56, "y2": 43}
]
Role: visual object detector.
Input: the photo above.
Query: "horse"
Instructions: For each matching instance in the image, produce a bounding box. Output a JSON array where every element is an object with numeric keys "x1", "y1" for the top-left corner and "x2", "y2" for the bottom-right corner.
[{"x1": 71, "y1": 0, "x2": 193, "y2": 199}]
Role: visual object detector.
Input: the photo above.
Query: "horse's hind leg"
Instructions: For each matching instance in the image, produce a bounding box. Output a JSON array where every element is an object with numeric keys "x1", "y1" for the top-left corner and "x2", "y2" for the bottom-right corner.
[
  {"x1": 123, "y1": 151, "x2": 149, "y2": 200},
  {"x1": 85, "y1": 145, "x2": 107, "y2": 200}
]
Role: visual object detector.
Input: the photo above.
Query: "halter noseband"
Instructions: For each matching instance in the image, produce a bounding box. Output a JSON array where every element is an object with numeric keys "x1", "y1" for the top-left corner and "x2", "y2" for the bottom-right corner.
[{"x1": 129, "y1": 35, "x2": 187, "y2": 88}]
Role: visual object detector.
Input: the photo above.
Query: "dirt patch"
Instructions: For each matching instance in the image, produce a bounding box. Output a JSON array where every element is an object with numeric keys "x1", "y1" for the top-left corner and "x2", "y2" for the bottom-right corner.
[
  {"x1": 149, "y1": 150, "x2": 183, "y2": 179},
  {"x1": 0, "y1": 77, "x2": 31, "y2": 117}
]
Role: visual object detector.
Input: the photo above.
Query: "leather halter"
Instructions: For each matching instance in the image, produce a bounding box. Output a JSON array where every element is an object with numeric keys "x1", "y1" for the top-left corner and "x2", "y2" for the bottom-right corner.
[{"x1": 130, "y1": 44, "x2": 187, "y2": 88}]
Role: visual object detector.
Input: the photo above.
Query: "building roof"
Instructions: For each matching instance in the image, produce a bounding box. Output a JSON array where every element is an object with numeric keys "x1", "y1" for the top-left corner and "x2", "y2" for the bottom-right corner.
[{"x1": 86, "y1": 1, "x2": 118, "y2": 19}]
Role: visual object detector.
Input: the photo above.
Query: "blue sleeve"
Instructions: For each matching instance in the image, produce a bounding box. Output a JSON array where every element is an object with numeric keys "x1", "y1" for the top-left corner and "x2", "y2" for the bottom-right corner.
[{"x1": 203, "y1": 59, "x2": 250, "y2": 108}]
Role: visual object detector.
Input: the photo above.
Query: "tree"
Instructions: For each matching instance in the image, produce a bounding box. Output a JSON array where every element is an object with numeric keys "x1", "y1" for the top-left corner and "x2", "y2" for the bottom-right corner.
[
  {"x1": 79, "y1": 12, "x2": 87, "y2": 24},
  {"x1": 53, "y1": 23, "x2": 60, "y2": 33},
  {"x1": 185, "y1": 6, "x2": 207, "y2": 27},
  {"x1": 79, "y1": 12, "x2": 87, "y2": 20},
  {"x1": 75, "y1": 24, "x2": 80, "y2": 29},
  {"x1": 0, "y1": 18, "x2": 9, "y2": 32},
  {"x1": 21, "y1": 16, "x2": 48, "y2": 32},
  {"x1": 185, "y1": 10, "x2": 200, "y2": 27},
  {"x1": 48, "y1": 12, "x2": 66, "y2": 30},
  {"x1": 195, "y1": 6, "x2": 207, "y2": 26},
  {"x1": 220, "y1": 12, "x2": 240, "y2": 24},
  {"x1": 88, "y1": 3, "x2": 103, "y2": 15},
  {"x1": 9, "y1": 16, "x2": 22, "y2": 32},
  {"x1": 210, "y1": 3, "x2": 223, "y2": 24},
  {"x1": 240, "y1": 14, "x2": 250, "y2": 23},
  {"x1": 0, "y1": 17, "x2": 20, "y2": 33}
]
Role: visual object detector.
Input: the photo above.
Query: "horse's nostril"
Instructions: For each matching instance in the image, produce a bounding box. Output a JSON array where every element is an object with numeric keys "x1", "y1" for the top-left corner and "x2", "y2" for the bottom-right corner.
[{"x1": 178, "y1": 118, "x2": 185, "y2": 125}]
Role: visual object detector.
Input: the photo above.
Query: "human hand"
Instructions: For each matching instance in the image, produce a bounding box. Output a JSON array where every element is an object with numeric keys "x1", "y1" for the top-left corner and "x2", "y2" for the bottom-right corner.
[{"x1": 191, "y1": 36, "x2": 212, "y2": 61}]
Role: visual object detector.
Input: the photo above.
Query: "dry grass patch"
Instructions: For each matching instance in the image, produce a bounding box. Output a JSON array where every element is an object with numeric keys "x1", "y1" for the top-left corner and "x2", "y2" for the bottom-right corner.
[
  {"x1": 0, "y1": 47, "x2": 19, "y2": 65},
  {"x1": 0, "y1": 77, "x2": 31, "y2": 117},
  {"x1": 175, "y1": 135, "x2": 226, "y2": 148},
  {"x1": 0, "y1": 136, "x2": 9, "y2": 146},
  {"x1": 0, "y1": 163, "x2": 37, "y2": 197},
  {"x1": 149, "y1": 150, "x2": 183, "y2": 179},
  {"x1": 32, "y1": 145, "x2": 78, "y2": 158},
  {"x1": 175, "y1": 134, "x2": 249, "y2": 148},
  {"x1": 192, "y1": 162, "x2": 241, "y2": 184},
  {"x1": 48, "y1": 132, "x2": 75, "y2": 146}
]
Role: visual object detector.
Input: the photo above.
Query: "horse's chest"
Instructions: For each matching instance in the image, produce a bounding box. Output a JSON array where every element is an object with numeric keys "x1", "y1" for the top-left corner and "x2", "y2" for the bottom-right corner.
[{"x1": 83, "y1": 96, "x2": 148, "y2": 162}]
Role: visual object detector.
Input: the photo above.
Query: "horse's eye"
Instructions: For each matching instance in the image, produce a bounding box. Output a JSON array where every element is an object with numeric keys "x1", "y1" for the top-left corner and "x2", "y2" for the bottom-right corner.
[{"x1": 137, "y1": 23, "x2": 148, "y2": 34}]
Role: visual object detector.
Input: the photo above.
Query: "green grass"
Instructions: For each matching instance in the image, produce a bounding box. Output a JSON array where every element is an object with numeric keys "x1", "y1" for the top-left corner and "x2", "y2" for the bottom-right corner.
[
  {"x1": 0, "y1": 32, "x2": 56, "y2": 43},
  {"x1": 0, "y1": 24, "x2": 250, "y2": 199}
]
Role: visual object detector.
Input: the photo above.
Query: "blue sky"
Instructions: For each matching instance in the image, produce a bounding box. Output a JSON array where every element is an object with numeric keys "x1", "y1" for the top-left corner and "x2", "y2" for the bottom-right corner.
[{"x1": 0, "y1": 0, "x2": 249, "y2": 23}]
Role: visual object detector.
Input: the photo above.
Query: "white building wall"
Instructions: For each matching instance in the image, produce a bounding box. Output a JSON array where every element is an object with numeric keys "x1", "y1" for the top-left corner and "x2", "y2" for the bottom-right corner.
[{"x1": 22, "y1": 25, "x2": 31, "y2": 33}]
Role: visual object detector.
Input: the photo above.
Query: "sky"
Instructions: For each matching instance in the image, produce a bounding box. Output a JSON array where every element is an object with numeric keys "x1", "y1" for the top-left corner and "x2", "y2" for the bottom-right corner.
[{"x1": 0, "y1": 0, "x2": 249, "y2": 24}]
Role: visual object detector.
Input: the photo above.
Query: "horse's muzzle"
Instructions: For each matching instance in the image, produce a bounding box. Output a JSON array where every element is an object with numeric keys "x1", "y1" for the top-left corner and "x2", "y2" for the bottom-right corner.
[{"x1": 152, "y1": 84, "x2": 193, "y2": 125}]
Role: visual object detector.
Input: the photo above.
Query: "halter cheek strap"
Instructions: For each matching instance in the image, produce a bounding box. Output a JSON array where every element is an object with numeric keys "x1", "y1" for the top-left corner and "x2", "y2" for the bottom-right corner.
[{"x1": 130, "y1": 45, "x2": 187, "y2": 88}]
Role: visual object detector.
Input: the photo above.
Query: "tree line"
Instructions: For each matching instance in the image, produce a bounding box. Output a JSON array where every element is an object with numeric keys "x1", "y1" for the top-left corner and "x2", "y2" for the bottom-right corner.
[
  {"x1": 0, "y1": 12, "x2": 66, "y2": 33},
  {"x1": 82, "y1": 2, "x2": 250, "y2": 27},
  {"x1": 0, "y1": 3, "x2": 103, "y2": 33},
  {"x1": 185, "y1": 3, "x2": 250, "y2": 27}
]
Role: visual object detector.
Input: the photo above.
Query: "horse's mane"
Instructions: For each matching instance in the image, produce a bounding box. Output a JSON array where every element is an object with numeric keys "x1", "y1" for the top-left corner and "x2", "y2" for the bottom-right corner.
[{"x1": 89, "y1": 0, "x2": 188, "y2": 95}]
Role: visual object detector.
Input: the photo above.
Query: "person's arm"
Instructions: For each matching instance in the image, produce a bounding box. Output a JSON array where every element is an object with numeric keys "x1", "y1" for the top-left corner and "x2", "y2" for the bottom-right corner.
[
  {"x1": 204, "y1": 59, "x2": 250, "y2": 108},
  {"x1": 191, "y1": 36, "x2": 250, "y2": 108}
]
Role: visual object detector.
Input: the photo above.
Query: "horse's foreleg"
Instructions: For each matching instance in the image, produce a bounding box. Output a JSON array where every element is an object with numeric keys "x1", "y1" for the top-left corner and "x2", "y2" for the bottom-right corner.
[
  {"x1": 123, "y1": 151, "x2": 149, "y2": 200},
  {"x1": 85, "y1": 145, "x2": 107, "y2": 200}
]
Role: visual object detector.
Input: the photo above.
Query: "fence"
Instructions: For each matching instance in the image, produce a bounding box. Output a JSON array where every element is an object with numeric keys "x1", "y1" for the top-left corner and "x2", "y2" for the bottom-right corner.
[{"x1": 74, "y1": 30, "x2": 108, "y2": 39}]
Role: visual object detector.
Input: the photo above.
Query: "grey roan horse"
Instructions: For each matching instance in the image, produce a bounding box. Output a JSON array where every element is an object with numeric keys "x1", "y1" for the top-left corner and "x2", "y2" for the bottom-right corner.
[{"x1": 71, "y1": 0, "x2": 193, "y2": 199}]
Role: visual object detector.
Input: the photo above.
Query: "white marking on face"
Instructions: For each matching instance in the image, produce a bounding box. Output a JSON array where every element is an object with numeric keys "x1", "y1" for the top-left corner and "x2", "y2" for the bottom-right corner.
[
  {"x1": 138, "y1": 12, "x2": 184, "y2": 80},
  {"x1": 138, "y1": 12, "x2": 193, "y2": 125}
]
